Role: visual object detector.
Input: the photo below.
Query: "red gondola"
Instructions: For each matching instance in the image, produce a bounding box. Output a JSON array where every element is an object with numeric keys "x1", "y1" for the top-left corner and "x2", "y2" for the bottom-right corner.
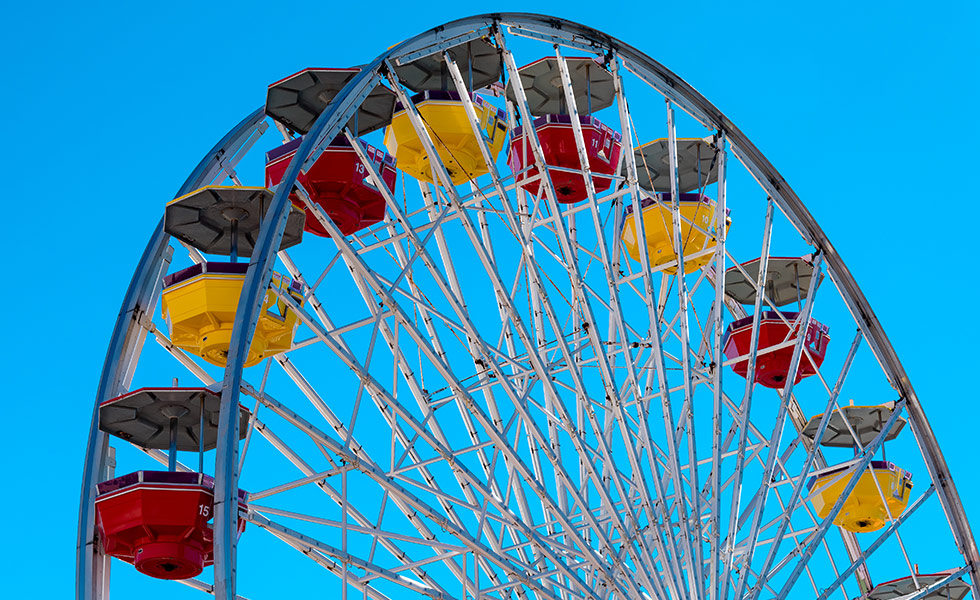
[
  {"x1": 508, "y1": 114, "x2": 621, "y2": 204},
  {"x1": 722, "y1": 312, "x2": 830, "y2": 388},
  {"x1": 95, "y1": 471, "x2": 247, "y2": 580},
  {"x1": 266, "y1": 135, "x2": 396, "y2": 237}
]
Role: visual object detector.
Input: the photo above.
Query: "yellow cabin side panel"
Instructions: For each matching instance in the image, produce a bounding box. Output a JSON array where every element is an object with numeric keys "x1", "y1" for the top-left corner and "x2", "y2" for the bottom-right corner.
[
  {"x1": 385, "y1": 99, "x2": 507, "y2": 185},
  {"x1": 621, "y1": 200, "x2": 722, "y2": 274},
  {"x1": 161, "y1": 274, "x2": 302, "y2": 368},
  {"x1": 809, "y1": 467, "x2": 912, "y2": 533}
]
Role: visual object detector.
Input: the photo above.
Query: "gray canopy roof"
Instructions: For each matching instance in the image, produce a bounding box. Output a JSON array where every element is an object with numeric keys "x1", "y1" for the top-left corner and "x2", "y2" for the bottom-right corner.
[
  {"x1": 505, "y1": 56, "x2": 614, "y2": 117},
  {"x1": 394, "y1": 38, "x2": 501, "y2": 93},
  {"x1": 165, "y1": 186, "x2": 305, "y2": 257},
  {"x1": 724, "y1": 256, "x2": 821, "y2": 307},
  {"x1": 634, "y1": 137, "x2": 718, "y2": 193},
  {"x1": 99, "y1": 387, "x2": 250, "y2": 451},
  {"x1": 802, "y1": 404, "x2": 907, "y2": 448},
  {"x1": 868, "y1": 573, "x2": 969, "y2": 600},
  {"x1": 266, "y1": 67, "x2": 396, "y2": 135}
]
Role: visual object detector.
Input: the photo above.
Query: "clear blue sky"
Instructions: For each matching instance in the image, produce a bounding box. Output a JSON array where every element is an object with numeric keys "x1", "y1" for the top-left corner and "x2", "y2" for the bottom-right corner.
[{"x1": 1, "y1": 0, "x2": 977, "y2": 595}]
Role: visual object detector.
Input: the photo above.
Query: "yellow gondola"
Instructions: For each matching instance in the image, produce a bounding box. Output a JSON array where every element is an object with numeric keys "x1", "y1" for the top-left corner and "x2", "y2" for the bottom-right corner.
[
  {"x1": 807, "y1": 461, "x2": 913, "y2": 533},
  {"x1": 620, "y1": 192, "x2": 728, "y2": 274},
  {"x1": 384, "y1": 90, "x2": 507, "y2": 185},
  {"x1": 161, "y1": 263, "x2": 304, "y2": 367}
]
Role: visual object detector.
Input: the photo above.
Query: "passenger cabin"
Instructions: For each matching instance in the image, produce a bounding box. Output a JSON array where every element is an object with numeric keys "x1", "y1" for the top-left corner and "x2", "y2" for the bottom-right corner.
[
  {"x1": 266, "y1": 135, "x2": 396, "y2": 237},
  {"x1": 384, "y1": 38, "x2": 508, "y2": 185},
  {"x1": 721, "y1": 257, "x2": 829, "y2": 388},
  {"x1": 722, "y1": 311, "x2": 830, "y2": 388},
  {"x1": 385, "y1": 90, "x2": 507, "y2": 184},
  {"x1": 621, "y1": 137, "x2": 726, "y2": 272},
  {"x1": 95, "y1": 471, "x2": 247, "y2": 579},
  {"x1": 161, "y1": 262, "x2": 304, "y2": 367},
  {"x1": 509, "y1": 114, "x2": 621, "y2": 203},
  {"x1": 621, "y1": 192, "x2": 726, "y2": 274},
  {"x1": 95, "y1": 388, "x2": 249, "y2": 580},
  {"x1": 806, "y1": 460, "x2": 912, "y2": 533},
  {"x1": 801, "y1": 400, "x2": 914, "y2": 535},
  {"x1": 264, "y1": 67, "x2": 399, "y2": 233},
  {"x1": 506, "y1": 56, "x2": 621, "y2": 204}
]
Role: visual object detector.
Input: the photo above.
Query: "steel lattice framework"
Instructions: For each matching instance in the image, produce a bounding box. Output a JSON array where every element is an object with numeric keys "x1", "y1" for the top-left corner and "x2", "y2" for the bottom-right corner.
[{"x1": 78, "y1": 13, "x2": 977, "y2": 600}]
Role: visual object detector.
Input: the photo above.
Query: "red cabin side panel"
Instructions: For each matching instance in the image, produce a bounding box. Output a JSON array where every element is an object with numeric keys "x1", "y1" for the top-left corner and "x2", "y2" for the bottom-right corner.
[
  {"x1": 95, "y1": 484, "x2": 215, "y2": 580},
  {"x1": 722, "y1": 314, "x2": 830, "y2": 389},
  {"x1": 508, "y1": 116, "x2": 622, "y2": 204},
  {"x1": 266, "y1": 137, "x2": 396, "y2": 237},
  {"x1": 95, "y1": 472, "x2": 248, "y2": 580}
]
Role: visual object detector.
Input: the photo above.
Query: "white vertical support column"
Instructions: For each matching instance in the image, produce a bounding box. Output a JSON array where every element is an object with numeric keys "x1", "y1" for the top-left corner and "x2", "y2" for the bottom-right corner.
[
  {"x1": 214, "y1": 63, "x2": 386, "y2": 600},
  {"x1": 469, "y1": 189, "x2": 545, "y2": 577},
  {"x1": 721, "y1": 197, "x2": 774, "y2": 600},
  {"x1": 609, "y1": 54, "x2": 690, "y2": 599},
  {"x1": 434, "y1": 39, "x2": 659, "y2": 599},
  {"x1": 415, "y1": 175, "x2": 541, "y2": 554},
  {"x1": 342, "y1": 465, "x2": 349, "y2": 600},
  {"x1": 708, "y1": 130, "x2": 728, "y2": 600},
  {"x1": 295, "y1": 203, "x2": 619, "y2": 599},
  {"x1": 552, "y1": 47, "x2": 599, "y2": 205},
  {"x1": 549, "y1": 46, "x2": 592, "y2": 536},
  {"x1": 553, "y1": 52, "x2": 637, "y2": 523},
  {"x1": 324, "y1": 200, "x2": 516, "y2": 597},
  {"x1": 563, "y1": 203, "x2": 577, "y2": 522},
  {"x1": 665, "y1": 100, "x2": 704, "y2": 600}
]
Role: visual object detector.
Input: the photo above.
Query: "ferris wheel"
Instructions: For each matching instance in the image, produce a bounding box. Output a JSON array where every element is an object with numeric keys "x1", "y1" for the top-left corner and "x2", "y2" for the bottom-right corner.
[{"x1": 77, "y1": 13, "x2": 978, "y2": 600}]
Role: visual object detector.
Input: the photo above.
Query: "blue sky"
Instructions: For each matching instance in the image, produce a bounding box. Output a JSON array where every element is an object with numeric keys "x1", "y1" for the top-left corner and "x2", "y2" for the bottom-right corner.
[{"x1": 1, "y1": 0, "x2": 977, "y2": 596}]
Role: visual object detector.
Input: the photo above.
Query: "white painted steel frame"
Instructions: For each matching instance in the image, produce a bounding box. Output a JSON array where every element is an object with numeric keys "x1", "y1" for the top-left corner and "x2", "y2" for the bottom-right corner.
[{"x1": 77, "y1": 12, "x2": 978, "y2": 600}]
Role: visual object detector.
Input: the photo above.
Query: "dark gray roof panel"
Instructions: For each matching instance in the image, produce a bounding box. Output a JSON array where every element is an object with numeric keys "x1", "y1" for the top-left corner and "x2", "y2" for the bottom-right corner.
[
  {"x1": 868, "y1": 573, "x2": 969, "y2": 600},
  {"x1": 725, "y1": 256, "x2": 821, "y2": 307},
  {"x1": 802, "y1": 404, "x2": 908, "y2": 448},
  {"x1": 99, "y1": 387, "x2": 250, "y2": 451},
  {"x1": 266, "y1": 67, "x2": 396, "y2": 136},
  {"x1": 165, "y1": 186, "x2": 305, "y2": 257},
  {"x1": 394, "y1": 38, "x2": 501, "y2": 93},
  {"x1": 506, "y1": 56, "x2": 614, "y2": 117},
  {"x1": 634, "y1": 137, "x2": 718, "y2": 193}
]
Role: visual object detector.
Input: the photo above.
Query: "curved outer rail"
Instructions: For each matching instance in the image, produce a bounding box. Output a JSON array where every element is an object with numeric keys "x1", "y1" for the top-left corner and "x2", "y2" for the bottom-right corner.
[
  {"x1": 76, "y1": 106, "x2": 267, "y2": 600},
  {"x1": 79, "y1": 13, "x2": 978, "y2": 600}
]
